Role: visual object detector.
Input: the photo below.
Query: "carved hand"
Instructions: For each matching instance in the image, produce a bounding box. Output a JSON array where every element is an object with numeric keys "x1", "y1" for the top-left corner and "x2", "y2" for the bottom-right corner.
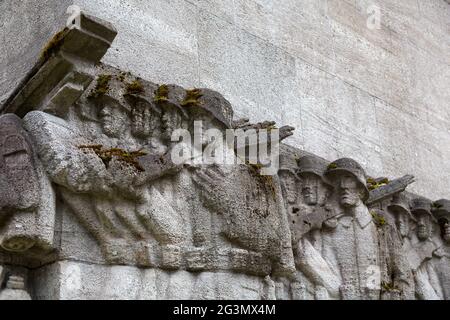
[
  {"x1": 134, "y1": 151, "x2": 184, "y2": 186},
  {"x1": 191, "y1": 165, "x2": 235, "y2": 213}
]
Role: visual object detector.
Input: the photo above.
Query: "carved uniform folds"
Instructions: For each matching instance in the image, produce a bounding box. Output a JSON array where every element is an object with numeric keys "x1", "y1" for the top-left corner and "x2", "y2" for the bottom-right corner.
[
  {"x1": 0, "y1": 114, "x2": 41, "y2": 252},
  {"x1": 23, "y1": 110, "x2": 187, "y2": 266}
]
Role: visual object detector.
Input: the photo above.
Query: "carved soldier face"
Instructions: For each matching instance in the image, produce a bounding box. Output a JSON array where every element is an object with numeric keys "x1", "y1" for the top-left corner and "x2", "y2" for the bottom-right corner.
[
  {"x1": 442, "y1": 220, "x2": 450, "y2": 243},
  {"x1": 338, "y1": 175, "x2": 363, "y2": 208},
  {"x1": 161, "y1": 108, "x2": 183, "y2": 142},
  {"x1": 191, "y1": 110, "x2": 224, "y2": 147},
  {"x1": 394, "y1": 210, "x2": 410, "y2": 238},
  {"x1": 300, "y1": 173, "x2": 330, "y2": 206},
  {"x1": 279, "y1": 171, "x2": 298, "y2": 204},
  {"x1": 131, "y1": 103, "x2": 159, "y2": 138},
  {"x1": 99, "y1": 105, "x2": 127, "y2": 138},
  {"x1": 416, "y1": 212, "x2": 431, "y2": 241}
]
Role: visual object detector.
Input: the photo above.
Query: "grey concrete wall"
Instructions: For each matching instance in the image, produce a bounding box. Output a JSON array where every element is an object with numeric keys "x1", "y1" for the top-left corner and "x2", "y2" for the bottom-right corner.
[
  {"x1": 1, "y1": 0, "x2": 449, "y2": 199},
  {"x1": 0, "y1": 0, "x2": 72, "y2": 104}
]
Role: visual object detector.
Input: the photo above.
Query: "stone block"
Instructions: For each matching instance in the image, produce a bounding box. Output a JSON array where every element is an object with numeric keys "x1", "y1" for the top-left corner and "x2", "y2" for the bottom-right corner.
[{"x1": 31, "y1": 261, "x2": 266, "y2": 299}]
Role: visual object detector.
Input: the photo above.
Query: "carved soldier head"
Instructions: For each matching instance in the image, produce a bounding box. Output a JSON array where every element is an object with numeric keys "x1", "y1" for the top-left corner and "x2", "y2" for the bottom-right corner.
[
  {"x1": 156, "y1": 85, "x2": 189, "y2": 142},
  {"x1": 98, "y1": 98, "x2": 130, "y2": 138},
  {"x1": 186, "y1": 88, "x2": 233, "y2": 146},
  {"x1": 388, "y1": 193, "x2": 415, "y2": 238},
  {"x1": 278, "y1": 150, "x2": 300, "y2": 204},
  {"x1": 125, "y1": 94, "x2": 162, "y2": 138},
  {"x1": 296, "y1": 155, "x2": 332, "y2": 206},
  {"x1": 324, "y1": 158, "x2": 369, "y2": 208},
  {"x1": 432, "y1": 199, "x2": 450, "y2": 244},
  {"x1": 410, "y1": 197, "x2": 434, "y2": 241},
  {"x1": 161, "y1": 105, "x2": 187, "y2": 142}
]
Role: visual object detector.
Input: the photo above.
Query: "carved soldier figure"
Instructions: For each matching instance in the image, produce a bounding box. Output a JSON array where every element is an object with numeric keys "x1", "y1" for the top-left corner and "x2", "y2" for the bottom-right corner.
[
  {"x1": 278, "y1": 149, "x2": 300, "y2": 218},
  {"x1": 427, "y1": 199, "x2": 450, "y2": 299},
  {"x1": 388, "y1": 193, "x2": 416, "y2": 243},
  {"x1": 186, "y1": 89, "x2": 295, "y2": 279},
  {"x1": 0, "y1": 114, "x2": 42, "y2": 252},
  {"x1": 320, "y1": 158, "x2": 380, "y2": 299},
  {"x1": 371, "y1": 193, "x2": 415, "y2": 300},
  {"x1": 290, "y1": 155, "x2": 340, "y2": 300},
  {"x1": 408, "y1": 197, "x2": 440, "y2": 299},
  {"x1": 184, "y1": 89, "x2": 236, "y2": 248},
  {"x1": 278, "y1": 150, "x2": 314, "y2": 299},
  {"x1": 295, "y1": 155, "x2": 335, "y2": 238}
]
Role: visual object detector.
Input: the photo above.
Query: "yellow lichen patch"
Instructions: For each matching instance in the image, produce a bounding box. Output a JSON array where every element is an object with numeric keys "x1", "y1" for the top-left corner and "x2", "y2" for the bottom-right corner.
[
  {"x1": 88, "y1": 74, "x2": 112, "y2": 98},
  {"x1": 367, "y1": 177, "x2": 389, "y2": 191},
  {"x1": 40, "y1": 28, "x2": 69, "y2": 61},
  {"x1": 78, "y1": 145, "x2": 147, "y2": 172},
  {"x1": 125, "y1": 80, "x2": 145, "y2": 95},
  {"x1": 370, "y1": 210, "x2": 386, "y2": 227},
  {"x1": 154, "y1": 84, "x2": 169, "y2": 103},
  {"x1": 327, "y1": 163, "x2": 338, "y2": 170},
  {"x1": 381, "y1": 281, "x2": 400, "y2": 293},
  {"x1": 181, "y1": 89, "x2": 203, "y2": 107},
  {"x1": 247, "y1": 162, "x2": 276, "y2": 199}
]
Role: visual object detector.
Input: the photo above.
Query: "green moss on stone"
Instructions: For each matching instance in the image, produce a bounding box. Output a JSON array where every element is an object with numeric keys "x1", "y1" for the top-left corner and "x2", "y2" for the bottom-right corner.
[
  {"x1": 154, "y1": 84, "x2": 169, "y2": 103},
  {"x1": 88, "y1": 74, "x2": 112, "y2": 98},
  {"x1": 371, "y1": 210, "x2": 386, "y2": 227},
  {"x1": 181, "y1": 89, "x2": 203, "y2": 107},
  {"x1": 40, "y1": 28, "x2": 69, "y2": 61},
  {"x1": 125, "y1": 80, "x2": 145, "y2": 95},
  {"x1": 78, "y1": 145, "x2": 147, "y2": 172}
]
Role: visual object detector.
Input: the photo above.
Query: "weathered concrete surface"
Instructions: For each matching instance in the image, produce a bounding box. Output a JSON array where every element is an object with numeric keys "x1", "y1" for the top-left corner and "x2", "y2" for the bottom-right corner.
[
  {"x1": 0, "y1": 0, "x2": 72, "y2": 105},
  {"x1": 1, "y1": 0, "x2": 449, "y2": 199},
  {"x1": 31, "y1": 260, "x2": 268, "y2": 300}
]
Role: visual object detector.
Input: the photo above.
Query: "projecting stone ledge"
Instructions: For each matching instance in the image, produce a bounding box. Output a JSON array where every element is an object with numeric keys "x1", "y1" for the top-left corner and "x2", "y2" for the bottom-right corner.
[{"x1": 0, "y1": 13, "x2": 117, "y2": 118}]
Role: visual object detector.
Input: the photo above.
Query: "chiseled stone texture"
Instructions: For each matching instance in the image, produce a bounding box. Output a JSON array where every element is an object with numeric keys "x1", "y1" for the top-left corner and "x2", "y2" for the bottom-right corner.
[
  {"x1": 0, "y1": 0, "x2": 449, "y2": 199},
  {"x1": 31, "y1": 261, "x2": 267, "y2": 300}
]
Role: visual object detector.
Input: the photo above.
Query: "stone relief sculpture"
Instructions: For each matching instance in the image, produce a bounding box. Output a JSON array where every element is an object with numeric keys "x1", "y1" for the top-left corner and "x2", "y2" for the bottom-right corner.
[
  {"x1": 0, "y1": 12, "x2": 449, "y2": 300},
  {"x1": 319, "y1": 158, "x2": 380, "y2": 300},
  {"x1": 380, "y1": 193, "x2": 416, "y2": 300},
  {"x1": 0, "y1": 114, "x2": 56, "y2": 256},
  {"x1": 407, "y1": 197, "x2": 439, "y2": 299},
  {"x1": 429, "y1": 199, "x2": 450, "y2": 299},
  {"x1": 0, "y1": 275, "x2": 31, "y2": 300}
]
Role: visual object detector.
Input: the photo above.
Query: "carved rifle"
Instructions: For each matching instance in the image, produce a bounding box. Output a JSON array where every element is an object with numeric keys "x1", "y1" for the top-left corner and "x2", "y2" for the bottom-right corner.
[{"x1": 366, "y1": 175, "x2": 415, "y2": 206}]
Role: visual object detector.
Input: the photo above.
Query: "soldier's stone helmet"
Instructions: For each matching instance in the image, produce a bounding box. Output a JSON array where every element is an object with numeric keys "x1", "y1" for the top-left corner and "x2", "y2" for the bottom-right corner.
[
  {"x1": 410, "y1": 197, "x2": 434, "y2": 219},
  {"x1": 153, "y1": 84, "x2": 189, "y2": 118},
  {"x1": 96, "y1": 94, "x2": 131, "y2": 113},
  {"x1": 388, "y1": 193, "x2": 415, "y2": 221},
  {"x1": 182, "y1": 88, "x2": 234, "y2": 129},
  {"x1": 432, "y1": 199, "x2": 450, "y2": 225},
  {"x1": 296, "y1": 155, "x2": 332, "y2": 187},
  {"x1": 123, "y1": 93, "x2": 162, "y2": 115},
  {"x1": 324, "y1": 157, "x2": 369, "y2": 201}
]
